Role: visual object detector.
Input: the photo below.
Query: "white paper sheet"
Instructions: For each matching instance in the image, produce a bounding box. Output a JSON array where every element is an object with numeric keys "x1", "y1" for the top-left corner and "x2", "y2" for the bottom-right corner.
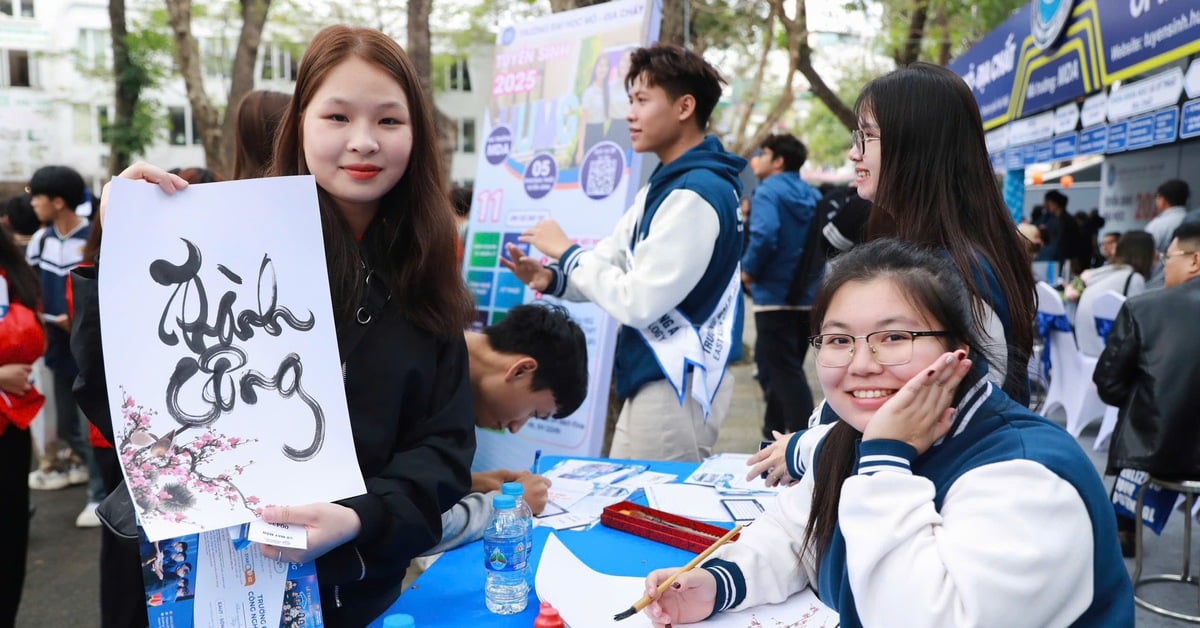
[
  {"x1": 541, "y1": 459, "x2": 648, "y2": 485},
  {"x1": 100, "y1": 177, "x2": 366, "y2": 541},
  {"x1": 544, "y1": 477, "x2": 595, "y2": 511},
  {"x1": 644, "y1": 484, "x2": 732, "y2": 522},
  {"x1": 685, "y1": 453, "x2": 784, "y2": 495},
  {"x1": 535, "y1": 532, "x2": 839, "y2": 628},
  {"x1": 614, "y1": 471, "x2": 679, "y2": 489}
]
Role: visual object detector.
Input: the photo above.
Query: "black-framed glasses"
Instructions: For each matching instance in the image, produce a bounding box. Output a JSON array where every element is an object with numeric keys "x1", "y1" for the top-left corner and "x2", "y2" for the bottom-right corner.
[
  {"x1": 851, "y1": 129, "x2": 881, "y2": 154},
  {"x1": 808, "y1": 330, "x2": 949, "y2": 368}
]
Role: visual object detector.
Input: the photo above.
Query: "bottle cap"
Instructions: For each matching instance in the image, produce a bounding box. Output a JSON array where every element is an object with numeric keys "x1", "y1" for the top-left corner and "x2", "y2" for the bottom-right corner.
[
  {"x1": 382, "y1": 613, "x2": 415, "y2": 628},
  {"x1": 501, "y1": 482, "x2": 525, "y2": 497},
  {"x1": 534, "y1": 601, "x2": 564, "y2": 628},
  {"x1": 493, "y1": 494, "x2": 516, "y2": 509}
]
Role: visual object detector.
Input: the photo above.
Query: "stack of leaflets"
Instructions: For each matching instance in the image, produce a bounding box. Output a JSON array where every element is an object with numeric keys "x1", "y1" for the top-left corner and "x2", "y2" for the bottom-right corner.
[{"x1": 535, "y1": 459, "x2": 676, "y2": 530}]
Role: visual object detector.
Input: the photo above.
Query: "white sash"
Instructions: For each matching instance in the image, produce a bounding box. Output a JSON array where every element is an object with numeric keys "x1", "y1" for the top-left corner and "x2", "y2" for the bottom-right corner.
[{"x1": 632, "y1": 258, "x2": 740, "y2": 420}]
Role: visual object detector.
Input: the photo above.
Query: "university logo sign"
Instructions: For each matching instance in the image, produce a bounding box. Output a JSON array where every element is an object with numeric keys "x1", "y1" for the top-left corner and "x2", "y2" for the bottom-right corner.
[{"x1": 1030, "y1": 0, "x2": 1073, "y2": 51}]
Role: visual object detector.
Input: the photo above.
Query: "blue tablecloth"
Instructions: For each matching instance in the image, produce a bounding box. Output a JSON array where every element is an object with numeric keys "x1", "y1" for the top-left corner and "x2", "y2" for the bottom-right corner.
[{"x1": 370, "y1": 456, "x2": 723, "y2": 627}]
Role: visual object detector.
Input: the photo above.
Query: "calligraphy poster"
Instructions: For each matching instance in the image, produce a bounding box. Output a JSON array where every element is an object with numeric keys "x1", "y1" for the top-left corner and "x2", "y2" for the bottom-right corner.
[
  {"x1": 466, "y1": 0, "x2": 660, "y2": 471},
  {"x1": 100, "y1": 176, "x2": 365, "y2": 542}
]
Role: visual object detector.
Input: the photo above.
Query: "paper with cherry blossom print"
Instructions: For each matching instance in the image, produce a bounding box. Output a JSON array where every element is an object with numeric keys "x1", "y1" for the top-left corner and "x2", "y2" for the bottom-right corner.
[{"x1": 99, "y1": 176, "x2": 365, "y2": 542}]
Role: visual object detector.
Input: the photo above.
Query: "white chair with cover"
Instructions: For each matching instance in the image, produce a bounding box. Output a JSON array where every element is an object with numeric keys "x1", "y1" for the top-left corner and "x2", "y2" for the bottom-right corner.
[
  {"x1": 1091, "y1": 291, "x2": 1128, "y2": 451},
  {"x1": 1035, "y1": 282, "x2": 1106, "y2": 437}
]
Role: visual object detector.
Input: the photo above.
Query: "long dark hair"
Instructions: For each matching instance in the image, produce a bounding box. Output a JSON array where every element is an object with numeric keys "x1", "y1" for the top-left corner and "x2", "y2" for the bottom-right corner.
[
  {"x1": 0, "y1": 225, "x2": 39, "y2": 308},
  {"x1": 803, "y1": 239, "x2": 982, "y2": 570},
  {"x1": 234, "y1": 90, "x2": 291, "y2": 180},
  {"x1": 270, "y1": 25, "x2": 473, "y2": 337},
  {"x1": 857, "y1": 63, "x2": 1034, "y2": 397}
]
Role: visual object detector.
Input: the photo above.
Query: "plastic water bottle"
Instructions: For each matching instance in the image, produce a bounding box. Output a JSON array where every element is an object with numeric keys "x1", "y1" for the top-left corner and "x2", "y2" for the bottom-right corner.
[
  {"x1": 484, "y1": 494, "x2": 529, "y2": 614},
  {"x1": 501, "y1": 482, "x2": 534, "y2": 587}
]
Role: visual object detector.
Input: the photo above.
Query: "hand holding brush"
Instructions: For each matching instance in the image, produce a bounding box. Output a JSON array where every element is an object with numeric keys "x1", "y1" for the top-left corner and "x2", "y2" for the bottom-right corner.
[{"x1": 612, "y1": 524, "x2": 742, "y2": 622}]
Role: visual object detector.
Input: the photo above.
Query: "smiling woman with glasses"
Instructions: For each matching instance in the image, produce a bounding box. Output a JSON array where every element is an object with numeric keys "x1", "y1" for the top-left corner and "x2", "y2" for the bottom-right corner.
[
  {"x1": 640, "y1": 238, "x2": 1132, "y2": 628},
  {"x1": 844, "y1": 62, "x2": 1036, "y2": 407}
]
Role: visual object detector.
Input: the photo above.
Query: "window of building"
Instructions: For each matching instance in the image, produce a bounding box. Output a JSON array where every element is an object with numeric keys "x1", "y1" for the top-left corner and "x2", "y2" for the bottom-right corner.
[
  {"x1": 1, "y1": 49, "x2": 32, "y2": 87},
  {"x1": 78, "y1": 29, "x2": 112, "y2": 73},
  {"x1": 260, "y1": 43, "x2": 299, "y2": 82},
  {"x1": 98, "y1": 105, "x2": 113, "y2": 145},
  {"x1": 459, "y1": 118, "x2": 476, "y2": 154},
  {"x1": 168, "y1": 106, "x2": 188, "y2": 146},
  {"x1": 0, "y1": 0, "x2": 34, "y2": 17},
  {"x1": 200, "y1": 37, "x2": 230, "y2": 78},
  {"x1": 448, "y1": 57, "x2": 471, "y2": 92}
]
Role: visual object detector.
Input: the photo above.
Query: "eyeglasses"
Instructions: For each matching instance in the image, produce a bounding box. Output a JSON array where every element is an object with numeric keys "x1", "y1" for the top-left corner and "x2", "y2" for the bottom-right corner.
[
  {"x1": 808, "y1": 330, "x2": 949, "y2": 368},
  {"x1": 851, "y1": 129, "x2": 881, "y2": 154},
  {"x1": 1163, "y1": 250, "x2": 1196, "y2": 260}
]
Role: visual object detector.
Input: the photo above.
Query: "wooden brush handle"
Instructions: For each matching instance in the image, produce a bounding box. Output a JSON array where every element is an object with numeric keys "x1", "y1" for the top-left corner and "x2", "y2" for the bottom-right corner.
[{"x1": 633, "y1": 524, "x2": 743, "y2": 613}]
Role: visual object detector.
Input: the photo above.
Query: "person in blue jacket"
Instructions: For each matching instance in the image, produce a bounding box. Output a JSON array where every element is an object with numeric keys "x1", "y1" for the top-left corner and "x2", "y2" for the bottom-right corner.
[
  {"x1": 741, "y1": 133, "x2": 821, "y2": 439},
  {"x1": 504, "y1": 44, "x2": 745, "y2": 462},
  {"x1": 643, "y1": 239, "x2": 1133, "y2": 628}
]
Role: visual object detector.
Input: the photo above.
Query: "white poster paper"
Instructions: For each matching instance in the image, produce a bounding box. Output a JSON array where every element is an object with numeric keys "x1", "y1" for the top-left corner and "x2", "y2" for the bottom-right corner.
[{"x1": 100, "y1": 176, "x2": 365, "y2": 541}]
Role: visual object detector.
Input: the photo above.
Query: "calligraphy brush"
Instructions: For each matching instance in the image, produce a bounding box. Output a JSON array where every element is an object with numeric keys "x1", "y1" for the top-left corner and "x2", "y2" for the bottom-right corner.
[
  {"x1": 612, "y1": 524, "x2": 743, "y2": 622},
  {"x1": 617, "y1": 509, "x2": 721, "y2": 542}
]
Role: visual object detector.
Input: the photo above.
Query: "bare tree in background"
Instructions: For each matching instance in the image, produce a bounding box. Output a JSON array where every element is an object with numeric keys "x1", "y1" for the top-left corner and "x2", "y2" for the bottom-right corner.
[
  {"x1": 408, "y1": 0, "x2": 458, "y2": 183},
  {"x1": 164, "y1": 0, "x2": 271, "y2": 177}
]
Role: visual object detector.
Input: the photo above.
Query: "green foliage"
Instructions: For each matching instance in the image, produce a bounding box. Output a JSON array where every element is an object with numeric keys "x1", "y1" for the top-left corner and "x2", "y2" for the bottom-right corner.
[
  {"x1": 796, "y1": 64, "x2": 875, "y2": 168},
  {"x1": 874, "y1": 0, "x2": 1026, "y2": 64}
]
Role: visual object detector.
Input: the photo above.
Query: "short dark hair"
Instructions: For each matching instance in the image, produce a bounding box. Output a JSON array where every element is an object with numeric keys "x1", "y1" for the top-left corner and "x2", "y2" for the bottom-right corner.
[
  {"x1": 2, "y1": 194, "x2": 41, "y2": 236},
  {"x1": 1044, "y1": 190, "x2": 1068, "y2": 208},
  {"x1": 484, "y1": 304, "x2": 588, "y2": 418},
  {"x1": 1103, "y1": 231, "x2": 1121, "y2": 240},
  {"x1": 760, "y1": 134, "x2": 808, "y2": 171},
  {"x1": 1157, "y1": 179, "x2": 1190, "y2": 207},
  {"x1": 625, "y1": 43, "x2": 724, "y2": 130},
  {"x1": 28, "y1": 165, "x2": 86, "y2": 209},
  {"x1": 1172, "y1": 221, "x2": 1200, "y2": 250}
]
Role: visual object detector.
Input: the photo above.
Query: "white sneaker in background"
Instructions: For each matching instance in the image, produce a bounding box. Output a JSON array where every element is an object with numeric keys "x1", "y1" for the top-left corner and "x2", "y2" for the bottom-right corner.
[
  {"x1": 28, "y1": 469, "x2": 70, "y2": 491},
  {"x1": 67, "y1": 464, "x2": 89, "y2": 486},
  {"x1": 75, "y1": 502, "x2": 102, "y2": 528}
]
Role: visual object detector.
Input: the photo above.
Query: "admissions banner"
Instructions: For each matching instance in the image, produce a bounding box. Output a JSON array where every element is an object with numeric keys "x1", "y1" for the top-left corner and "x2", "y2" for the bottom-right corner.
[
  {"x1": 466, "y1": 0, "x2": 660, "y2": 471},
  {"x1": 950, "y1": 0, "x2": 1200, "y2": 129}
]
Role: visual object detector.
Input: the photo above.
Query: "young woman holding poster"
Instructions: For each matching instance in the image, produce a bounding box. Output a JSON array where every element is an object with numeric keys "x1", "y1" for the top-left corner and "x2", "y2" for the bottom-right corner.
[
  {"x1": 74, "y1": 25, "x2": 476, "y2": 627},
  {"x1": 641, "y1": 239, "x2": 1132, "y2": 627}
]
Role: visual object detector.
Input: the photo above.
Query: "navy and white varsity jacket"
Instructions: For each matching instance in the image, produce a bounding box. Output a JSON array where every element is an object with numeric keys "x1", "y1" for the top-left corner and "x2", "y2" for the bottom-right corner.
[{"x1": 702, "y1": 375, "x2": 1133, "y2": 627}]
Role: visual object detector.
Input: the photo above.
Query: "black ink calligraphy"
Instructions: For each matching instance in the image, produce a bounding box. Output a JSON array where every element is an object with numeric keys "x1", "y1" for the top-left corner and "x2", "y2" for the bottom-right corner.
[{"x1": 152, "y1": 238, "x2": 326, "y2": 461}]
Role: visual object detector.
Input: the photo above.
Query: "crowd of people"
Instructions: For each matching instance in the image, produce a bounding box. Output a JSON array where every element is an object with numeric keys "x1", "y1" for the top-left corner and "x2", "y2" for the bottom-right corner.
[{"x1": 5, "y1": 21, "x2": 1198, "y2": 628}]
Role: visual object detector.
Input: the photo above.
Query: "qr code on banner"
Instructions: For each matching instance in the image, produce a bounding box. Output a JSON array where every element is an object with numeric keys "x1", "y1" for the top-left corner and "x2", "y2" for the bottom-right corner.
[{"x1": 584, "y1": 153, "x2": 618, "y2": 198}]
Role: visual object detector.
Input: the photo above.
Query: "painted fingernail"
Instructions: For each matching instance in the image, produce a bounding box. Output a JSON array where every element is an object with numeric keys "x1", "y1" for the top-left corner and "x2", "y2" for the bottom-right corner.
[
  {"x1": 927, "y1": 369, "x2": 936, "y2": 376},
  {"x1": 671, "y1": 582, "x2": 682, "y2": 589}
]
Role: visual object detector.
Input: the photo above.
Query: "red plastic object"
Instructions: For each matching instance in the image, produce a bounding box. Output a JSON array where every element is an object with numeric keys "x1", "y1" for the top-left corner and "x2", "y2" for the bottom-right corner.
[
  {"x1": 534, "y1": 601, "x2": 565, "y2": 628},
  {"x1": 600, "y1": 501, "x2": 739, "y2": 553}
]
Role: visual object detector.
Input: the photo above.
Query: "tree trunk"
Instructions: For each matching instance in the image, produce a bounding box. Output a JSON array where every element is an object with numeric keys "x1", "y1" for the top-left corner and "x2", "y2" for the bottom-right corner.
[
  {"x1": 220, "y1": 0, "x2": 271, "y2": 171},
  {"x1": 766, "y1": 0, "x2": 858, "y2": 134},
  {"x1": 407, "y1": 0, "x2": 457, "y2": 183},
  {"x1": 935, "y1": 8, "x2": 951, "y2": 66},
  {"x1": 108, "y1": 0, "x2": 135, "y2": 175},
  {"x1": 165, "y1": 0, "x2": 225, "y2": 176},
  {"x1": 894, "y1": 0, "x2": 929, "y2": 67}
]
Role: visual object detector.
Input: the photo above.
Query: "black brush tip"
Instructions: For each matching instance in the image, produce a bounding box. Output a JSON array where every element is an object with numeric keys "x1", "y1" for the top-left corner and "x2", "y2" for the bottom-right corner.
[{"x1": 612, "y1": 606, "x2": 637, "y2": 621}]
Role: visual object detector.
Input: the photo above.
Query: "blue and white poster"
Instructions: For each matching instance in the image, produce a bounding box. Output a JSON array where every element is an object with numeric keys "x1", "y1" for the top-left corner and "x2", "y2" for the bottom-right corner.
[{"x1": 464, "y1": 0, "x2": 661, "y2": 469}]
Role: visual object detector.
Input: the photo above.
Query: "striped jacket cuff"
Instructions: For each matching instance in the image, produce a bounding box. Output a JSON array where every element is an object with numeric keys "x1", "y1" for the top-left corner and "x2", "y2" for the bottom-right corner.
[
  {"x1": 559, "y1": 244, "x2": 583, "y2": 276},
  {"x1": 785, "y1": 430, "x2": 806, "y2": 480},
  {"x1": 702, "y1": 558, "x2": 746, "y2": 616},
  {"x1": 545, "y1": 264, "x2": 567, "y2": 297},
  {"x1": 855, "y1": 439, "x2": 917, "y2": 475}
]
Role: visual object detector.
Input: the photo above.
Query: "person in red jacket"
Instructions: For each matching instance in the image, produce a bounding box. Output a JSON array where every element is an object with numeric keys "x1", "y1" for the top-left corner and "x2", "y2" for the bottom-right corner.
[{"x1": 0, "y1": 223, "x2": 46, "y2": 626}]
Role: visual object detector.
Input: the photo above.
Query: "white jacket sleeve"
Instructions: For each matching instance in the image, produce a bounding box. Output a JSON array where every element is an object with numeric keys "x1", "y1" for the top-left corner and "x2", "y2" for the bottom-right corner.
[
  {"x1": 556, "y1": 187, "x2": 720, "y2": 329},
  {"x1": 840, "y1": 455, "x2": 1094, "y2": 628},
  {"x1": 701, "y1": 425, "x2": 831, "y2": 612}
]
